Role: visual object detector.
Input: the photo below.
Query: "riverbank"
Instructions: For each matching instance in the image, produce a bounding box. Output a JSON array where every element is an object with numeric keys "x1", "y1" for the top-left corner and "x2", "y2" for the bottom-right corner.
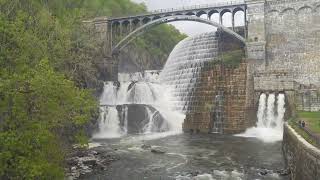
[
  {"x1": 65, "y1": 144, "x2": 120, "y2": 179},
  {"x1": 297, "y1": 111, "x2": 320, "y2": 135}
]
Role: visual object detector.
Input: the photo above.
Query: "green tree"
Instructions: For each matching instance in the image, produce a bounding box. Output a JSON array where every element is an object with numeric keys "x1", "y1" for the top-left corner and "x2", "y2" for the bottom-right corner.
[
  {"x1": 0, "y1": 0, "x2": 186, "y2": 178},
  {"x1": 0, "y1": 59, "x2": 97, "y2": 179}
]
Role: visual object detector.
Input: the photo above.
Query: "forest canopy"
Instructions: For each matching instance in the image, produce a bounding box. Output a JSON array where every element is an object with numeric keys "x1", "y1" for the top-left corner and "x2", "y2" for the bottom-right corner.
[{"x1": 0, "y1": 0, "x2": 185, "y2": 179}]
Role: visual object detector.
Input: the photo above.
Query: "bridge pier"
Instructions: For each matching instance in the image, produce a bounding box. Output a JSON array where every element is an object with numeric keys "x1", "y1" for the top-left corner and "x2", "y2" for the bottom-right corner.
[
  {"x1": 245, "y1": 0, "x2": 267, "y2": 63},
  {"x1": 99, "y1": 55, "x2": 119, "y2": 81}
]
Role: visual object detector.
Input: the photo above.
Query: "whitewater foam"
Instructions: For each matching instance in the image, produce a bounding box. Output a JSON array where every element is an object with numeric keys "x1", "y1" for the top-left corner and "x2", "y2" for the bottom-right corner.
[
  {"x1": 236, "y1": 93, "x2": 286, "y2": 143},
  {"x1": 94, "y1": 71, "x2": 185, "y2": 139}
]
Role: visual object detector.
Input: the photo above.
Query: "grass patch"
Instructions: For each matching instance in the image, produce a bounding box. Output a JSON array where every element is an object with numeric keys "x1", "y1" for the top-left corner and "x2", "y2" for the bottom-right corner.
[
  {"x1": 297, "y1": 111, "x2": 320, "y2": 133},
  {"x1": 288, "y1": 119, "x2": 320, "y2": 148},
  {"x1": 219, "y1": 50, "x2": 244, "y2": 67},
  {"x1": 209, "y1": 50, "x2": 245, "y2": 68}
]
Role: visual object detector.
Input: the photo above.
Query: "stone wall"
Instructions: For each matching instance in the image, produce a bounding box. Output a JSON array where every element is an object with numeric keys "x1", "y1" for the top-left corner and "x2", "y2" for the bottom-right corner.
[
  {"x1": 183, "y1": 63, "x2": 256, "y2": 134},
  {"x1": 264, "y1": 0, "x2": 320, "y2": 86},
  {"x1": 246, "y1": 0, "x2": 267, "y2": 61},
  {"x1": 296, "y1": 84, "x2": 320, "y2": 111},
  {"x1": 254, "y1": 70, "x2": 295, "y2": 92},
  {"x1": 282, "y1": 123, "x2": 320, "y2": 180}
]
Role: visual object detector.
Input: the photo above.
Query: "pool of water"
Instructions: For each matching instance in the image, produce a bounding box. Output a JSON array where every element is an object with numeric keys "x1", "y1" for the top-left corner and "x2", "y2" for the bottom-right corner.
[{"x1": 83, "y1": 134, "x2": 288, "y2": 180}]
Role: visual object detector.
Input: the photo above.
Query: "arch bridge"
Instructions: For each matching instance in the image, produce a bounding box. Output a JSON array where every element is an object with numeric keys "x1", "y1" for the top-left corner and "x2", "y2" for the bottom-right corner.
[{"x1": 92, "y1": 1, "x2": 247, "y2": 55}]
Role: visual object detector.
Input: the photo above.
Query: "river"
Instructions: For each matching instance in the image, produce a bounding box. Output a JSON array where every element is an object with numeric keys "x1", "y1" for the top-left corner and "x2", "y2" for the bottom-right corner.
[{"x1": 83, "y1": 133, "x2": 288, "y2": 180}]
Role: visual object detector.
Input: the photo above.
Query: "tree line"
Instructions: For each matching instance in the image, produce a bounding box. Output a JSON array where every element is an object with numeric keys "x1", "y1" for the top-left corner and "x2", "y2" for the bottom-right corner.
[{"x1": 0, "y1": 0, "x2": 185, "y2": 179}]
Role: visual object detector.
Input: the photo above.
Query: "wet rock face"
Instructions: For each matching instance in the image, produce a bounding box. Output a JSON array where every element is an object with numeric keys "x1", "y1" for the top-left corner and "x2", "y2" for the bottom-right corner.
[
  {"x1": 117, "y1": 104, "x2": 169, "y2": 134},
  {"x1": 127, "y1": 81, "x2": 137, "y2": 92}
]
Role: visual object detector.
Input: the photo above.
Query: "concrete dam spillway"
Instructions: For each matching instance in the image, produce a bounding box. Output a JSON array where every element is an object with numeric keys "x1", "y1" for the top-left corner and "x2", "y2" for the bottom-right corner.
[
  {"x1": 88, "y1": 31, "x2": 290, "y2": 180},
  {"x1": 161, "y1": 30, "x2": 257, "y2": 134},
  {"x1": 94, "y1": 30, "x2": 287, "y2": 140},
  {"x1": 83, "y1": 0, "x2": 320, "y2": 178},
  {"x1": 160, "y1": 32, "x2": 219, "y2": 113}
]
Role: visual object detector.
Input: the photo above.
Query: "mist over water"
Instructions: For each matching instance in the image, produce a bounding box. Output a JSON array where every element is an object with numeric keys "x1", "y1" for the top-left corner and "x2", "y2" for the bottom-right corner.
[{"x1": 236, "y1": 93, "x2": 286, "y2": 143}]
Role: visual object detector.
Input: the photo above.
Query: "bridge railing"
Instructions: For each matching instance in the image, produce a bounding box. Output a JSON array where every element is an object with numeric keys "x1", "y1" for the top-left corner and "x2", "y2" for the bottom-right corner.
[
  {"x1": 150, "y1": 0, "x2": 244, "y2": 14},
  {"x1": 110, "y1": 0, "x2": 244, "y2": 20}
]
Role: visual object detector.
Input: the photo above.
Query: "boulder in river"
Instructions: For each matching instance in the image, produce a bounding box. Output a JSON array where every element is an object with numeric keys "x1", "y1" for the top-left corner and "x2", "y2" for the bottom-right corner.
[
  {"x1": 141, "y1": 144, "x2": 151, "y2": 150},
  {"x1": 259, "y1": 170, "x2": 268, "y2": 176},
  {"x1": 151, "y1": 147, "x2": 166, "y2": 154},
  {"x1": 277, "y1": 169, "x2": 291, "y2": 176}
]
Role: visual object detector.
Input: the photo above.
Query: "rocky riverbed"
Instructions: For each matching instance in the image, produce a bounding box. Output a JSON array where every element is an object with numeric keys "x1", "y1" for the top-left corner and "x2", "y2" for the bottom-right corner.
[{"x1": 65, "y1": 144, "x2": 120, "y2": 179}]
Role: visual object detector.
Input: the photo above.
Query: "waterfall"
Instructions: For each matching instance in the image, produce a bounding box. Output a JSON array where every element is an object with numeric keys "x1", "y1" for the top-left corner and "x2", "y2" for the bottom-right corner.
[
  {"x1": 276, "y1": 94, "x2": 286, "y2": 131},
  {"x1": 93, "y1": 106, "x2": 123, "y2": 138},
  {"x1": 266, "y1": 94, "x2": 276, "y2": 128},
  {"x1": 94, "y1": 32, "x2": 222, "y2": 139},
  {"x1": 160, "y1": 32, "x2": 219, "y2": 113},
  {"x1": 237, "y1": 93, "x2": 286, "y2": 142},
  {"x1": 143, "y1": 107, "x2": 156, "y2": 134},
  {"x1": 256, "y1": 93, "x2": 267, "y2": 127},
  {"x1": 99, "y1": 82, "x2": 118, "y2": 106},
  {"x1": 123, "y1": 106, "x2": 128, "y2": 134},
  {"x1": 93, "y1": 71, "x2": 185, "y2": 139}
]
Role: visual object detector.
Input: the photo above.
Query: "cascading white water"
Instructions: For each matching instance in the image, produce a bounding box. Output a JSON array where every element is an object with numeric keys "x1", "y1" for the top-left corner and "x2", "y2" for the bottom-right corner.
[
  {"x1": 256, "y1": 93, "x2": 267, "y2": 127},
  {"x1": 267, "y1": 94, "x2": 276, "y2": 128},
  {"x1": 276, "y1": 94, "x2": 286, "y2": 131},
  {"x1": 160, "y1": 32, "x2": 219, "y2": 113},
  {"x1": 237, "y1": 93, "x2": 286, "y2": 142},
  {"x1": 127, "y1": 82, "x2": 157, "y2": 104},
  {"x1": 93, "y1": 71, "x2": 185, "y2": 139},
  {"x1": 143, "y1": 107, "x2": 156, "y2": 134},
  {"x1": 123, "y1": 106, "x2": 128, "y2": 134},
  {"x1": 99, "y1": 82, "x2": 118, "y2": 106},
  {"x1": 94, "y1": 32, "x2": 221, "y2": 139},
  {"x1": 93, "y1": 106, "x2": 123, "y2": 138}
]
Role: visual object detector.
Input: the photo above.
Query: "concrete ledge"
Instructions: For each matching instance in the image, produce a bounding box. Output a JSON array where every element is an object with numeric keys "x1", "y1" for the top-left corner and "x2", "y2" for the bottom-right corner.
[
  {"x1": 282, "y1": 122, "x2": 320, "y2": 180},
  {"x1": 285, "y1": 123, "x2": 320, "y2": 155}
]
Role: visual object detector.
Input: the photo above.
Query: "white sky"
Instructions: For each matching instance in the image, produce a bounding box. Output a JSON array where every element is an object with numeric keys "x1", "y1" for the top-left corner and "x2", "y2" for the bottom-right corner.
[{"x1": 132, "y1": 0, "x2": 245, "y2": 36}]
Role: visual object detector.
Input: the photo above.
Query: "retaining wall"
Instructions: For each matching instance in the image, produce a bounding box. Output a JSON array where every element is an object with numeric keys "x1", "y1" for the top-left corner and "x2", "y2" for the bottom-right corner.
[{"x1": 282, "y1": 123, "x2": 320, "y2": 180}]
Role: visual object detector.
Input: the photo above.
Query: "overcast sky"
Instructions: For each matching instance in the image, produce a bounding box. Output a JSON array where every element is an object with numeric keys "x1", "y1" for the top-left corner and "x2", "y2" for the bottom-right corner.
[{"x1": 132, "y1": 0, "x2": 245, "y2": 36}]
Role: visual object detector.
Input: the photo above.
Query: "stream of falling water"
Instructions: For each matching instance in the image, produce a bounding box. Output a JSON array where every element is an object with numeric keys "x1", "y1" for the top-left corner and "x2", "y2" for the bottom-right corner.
[
  {"x1": 236, "y1": 93, "x2": 286, "y2": 142},
  {"x1": 93, "y1": 72, "x2": 185, "y2": 139},
  {"x1": 94, "y1": 106, "x2": 123, "y2": 138}
]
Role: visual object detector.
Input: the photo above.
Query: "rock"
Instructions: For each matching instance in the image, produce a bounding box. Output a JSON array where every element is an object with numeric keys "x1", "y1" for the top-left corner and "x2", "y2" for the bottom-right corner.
[
  {"x1": 91, "y1": 150, "x2": 99, "y2": 155},
  {"x1": 82, "y1": 158, "x2": 97, "y2": 166},
  {"x1": 259, "y1": 170, "x2": 268, "y2": 176},
  {"x1": 190, "y1": 171, "x2": 201, "y2": 177},
  {"x1": 225, "y1": 168, "x2": 234, "y2": 172},
  {"x1": 66, "y1": 145, "x2": 120, "y2": 179},
  {"x1": 75, "y1": 150, "x2": 87, "y2": 158},
  {"x1": 141, "y1": 144, "x2": 151, "y2": 149},
  {"x1": 151, "y1": 147, "x2": 166, "y2": 154},
  {"x1": 66, "y1": 158, "x2": 78, "y2": 166},
  {"x1": 277, "y1": 169, "x2": 290, "y2": 176}
]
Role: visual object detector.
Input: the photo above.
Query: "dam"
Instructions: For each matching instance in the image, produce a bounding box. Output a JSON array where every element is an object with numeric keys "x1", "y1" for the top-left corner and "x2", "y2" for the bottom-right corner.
[{"x1": 83, "y1": 0, "x2": 320, "y2": 179}]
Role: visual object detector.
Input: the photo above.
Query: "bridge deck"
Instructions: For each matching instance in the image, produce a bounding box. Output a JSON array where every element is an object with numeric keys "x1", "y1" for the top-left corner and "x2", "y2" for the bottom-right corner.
[{"x1": 109, "y1": 1, "x2": 246, "y2": 21}]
